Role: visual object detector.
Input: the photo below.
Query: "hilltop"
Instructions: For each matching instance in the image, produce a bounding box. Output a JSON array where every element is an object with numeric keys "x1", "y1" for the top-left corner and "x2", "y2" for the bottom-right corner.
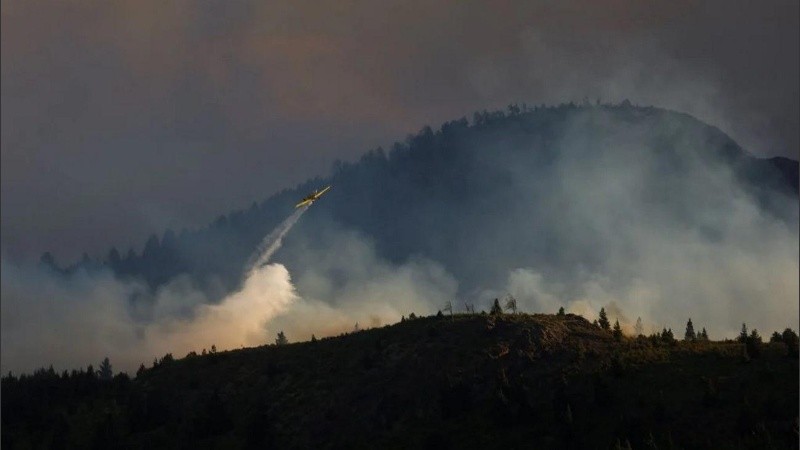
[
  {"x1": 41, "y1": 102, "x2": 799, "y2": 303},
  {"x1": 3, "y1": 313, "x2": 798, "y2": 449}
]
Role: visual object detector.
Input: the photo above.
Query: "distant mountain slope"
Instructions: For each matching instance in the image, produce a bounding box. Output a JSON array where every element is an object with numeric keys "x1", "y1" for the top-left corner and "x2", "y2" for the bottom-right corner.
[
  {"x1": 3, "y1": 313, "x2": 798, "y2": 449},
  {"x1": 45, "y1": 102, "x2": 799, "y2": 302}
]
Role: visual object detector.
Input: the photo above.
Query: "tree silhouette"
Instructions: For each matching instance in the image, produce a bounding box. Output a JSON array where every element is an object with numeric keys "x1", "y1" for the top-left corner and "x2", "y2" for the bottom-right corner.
[
  {"x1": 276, "y1": 331, "x2": 288, "y2": 346},
  {"x1": 612, "y1": 320, "x2": 623, "y2": 341},
  {"x1": 598, "y1": 308, "x2": 610, "y2": 330},
  {"x1": 557, "y1": 307, "x2": 565, "y2": 316},
  {"x1": 634, "y1": 317, "x2": 644, "y2": 337},
  {"x1": 661, "y1": 328, "x2": 675, "y2": 344},
  {"x1": 444, "y1": 301, "x2": 453, "y2": 316},
  {"x1": 490, "y1": 298, "x2": 503, "y2": 315},
  {"x1": 700, "y1": 328, "x2": 709, "y2": 341},
  {"x1": 684, "y1": 318, "x2": 696, "y2": 341},
  {"x1": 738, "y1": 323, "x2": 748, "y2": 343},
  {"x1": 98, "y1": 357, "x2": 113, "y2": 381},
  {"x1": 746, "y1": 329, "x2": 762, "y2": 359},
  {"x1": 781, "y1": 328, "x2": 799, "y2": 357},
  {"x1": 504, "y1": 295, "x2": 517, "y2": 314}
]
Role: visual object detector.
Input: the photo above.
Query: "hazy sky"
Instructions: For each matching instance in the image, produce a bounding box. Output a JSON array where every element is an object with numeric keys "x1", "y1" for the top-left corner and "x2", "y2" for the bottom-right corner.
[{"x1": 2, "y1": 0, "x2": 798, "y2": 262}]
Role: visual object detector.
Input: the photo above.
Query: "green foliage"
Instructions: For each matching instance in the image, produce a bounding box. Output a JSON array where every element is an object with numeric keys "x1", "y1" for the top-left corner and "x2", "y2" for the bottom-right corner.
[{"x1": 598, "y1": 308, "x2": 610, "y2": 330}]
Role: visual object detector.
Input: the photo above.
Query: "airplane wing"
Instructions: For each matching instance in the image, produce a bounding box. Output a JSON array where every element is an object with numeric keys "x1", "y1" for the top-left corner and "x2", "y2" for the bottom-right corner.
[
  {"x1": 295, "y1": 199, "x2": 312, "y2": 208},
  {"x1": 317, "y1": 185, "x2": 331, "y2": 197}
]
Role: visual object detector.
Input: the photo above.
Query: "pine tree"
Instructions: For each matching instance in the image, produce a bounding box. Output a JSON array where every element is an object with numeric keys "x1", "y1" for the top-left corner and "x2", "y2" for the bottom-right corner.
[
  {"x1": 490, "y1": 298, "x2": 503, "y2": 315},
  {"x1": 136, "y1": 363, "x2": 146, "y2": 378},
  {"x1": 738, "y1": 323, "x2": 748, "y2": 343},
  {"x1": 684, "y1": 318, "x2": 696, "y2": 341},
  {"x1": 98, "y1": 357, "x2": 113, "y2": 381},
  {"x1": 613, "y1": 320, "x2": 623, "y2": 341},
  {"x1": 598, "y1": 308, "x2": 610, "y2": 330},
  {"x1": 557, "y1": 306, "x2": 566, "y2": 316},
  {"x1": 275, "y1": 331, "x2": 288, "y2": 346},
  {"x1": 781, "y1": 328, "x2": 799, "y2": 357},
  {"x1": 634, "y1": 317, "x2": 644, "y2": 337},
  {"x1": 746, "y1": 329, "x2": 762, "y2": 358},
  {"x1": 700, "y1": 328, "x2": 709, "y2": 341},
  {"x1": 311, "y1": 334, "x2": 317, "y2": 343}
]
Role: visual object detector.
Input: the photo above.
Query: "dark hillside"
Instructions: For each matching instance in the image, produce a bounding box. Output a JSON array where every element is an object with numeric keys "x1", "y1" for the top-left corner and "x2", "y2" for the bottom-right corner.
[
  {"x1": 3, "y1": 314, "x2": 798, "y2": 449},
  {"x1": 45, "y1": 103, "x2": 799, "y2": 304}
]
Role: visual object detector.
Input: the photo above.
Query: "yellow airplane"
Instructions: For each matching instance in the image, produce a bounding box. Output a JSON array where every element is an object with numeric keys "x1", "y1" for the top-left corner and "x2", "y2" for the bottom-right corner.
[{"x1": 295, "y1": 185, "x2": 331, "y2": 208}]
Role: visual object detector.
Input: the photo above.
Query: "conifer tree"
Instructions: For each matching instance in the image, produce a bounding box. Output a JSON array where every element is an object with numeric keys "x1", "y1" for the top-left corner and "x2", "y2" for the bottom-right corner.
[
  {"x1": 684, "y1": 318, "x2": 696, "y2": 341},
  {"x1": 490, "y1": 298, "x2": 503, "y2": 315},
  {"x1": 557, "y1": 306, "x2": 565, "y2": 316},
  {"x1": 598, "y1": 307, "x2": 610, "y2": 330},
  {"x1": 781, "y1": 328, "x2": 799, "y2": 357},
  {"x1": 613, "y1": 320, "x2": 623, "y2": 341},
  {"x1": 700, "y1": 328, "x2": 709, "y2": 341},
  {"x1": 311, "y1": 334, "x2": 317, "y2": 343},
  {"x1": 275, "y1": 331, "x2": 288, "y2": 346},
  {"x1": 98, "y1": 357, "x2": 113, "y2": 381},
  {"x1": 634, "y1": 317, "x2": 644, "y2": 337},
  {"x1": 746, "y1": 329, "x2": 762, "y2": 358},
  {"x1": 738, "y1": 323, "x2": 748, "y2": 343}
]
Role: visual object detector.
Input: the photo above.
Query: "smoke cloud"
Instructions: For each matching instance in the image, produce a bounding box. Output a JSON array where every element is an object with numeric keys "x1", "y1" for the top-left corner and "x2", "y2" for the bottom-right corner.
[{"x1": 1, "y1": 211, "x2": 456, "y2": 375}]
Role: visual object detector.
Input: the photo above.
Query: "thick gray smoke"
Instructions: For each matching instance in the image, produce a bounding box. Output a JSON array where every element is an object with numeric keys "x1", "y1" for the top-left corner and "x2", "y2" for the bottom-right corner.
[
  {"x1": 1, "y1": 106, "x2": 796, "y2": 376},
  {"x1": 0, "y1": 207, "x2": 453, "y2": 375}
]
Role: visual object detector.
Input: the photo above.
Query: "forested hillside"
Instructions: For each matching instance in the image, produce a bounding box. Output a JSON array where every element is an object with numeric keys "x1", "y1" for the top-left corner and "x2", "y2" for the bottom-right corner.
[
  {"x1": 3, "y1": 312, "x2": 798, "y2": 449},
  {"x1": 41, "y1": 102, "x2": 799, "y2": 305}
]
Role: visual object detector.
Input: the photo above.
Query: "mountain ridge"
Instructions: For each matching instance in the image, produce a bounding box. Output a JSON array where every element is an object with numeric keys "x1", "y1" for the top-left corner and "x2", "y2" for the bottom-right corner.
[{"x1": 41, "y1": 102, "x2": 799, "y2": 302}]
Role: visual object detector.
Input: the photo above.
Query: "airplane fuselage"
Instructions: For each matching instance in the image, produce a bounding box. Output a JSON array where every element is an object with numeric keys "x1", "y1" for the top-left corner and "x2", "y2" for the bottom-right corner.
[{"x1": 295, "y1": 185, "x2": 331, "y2": 208}]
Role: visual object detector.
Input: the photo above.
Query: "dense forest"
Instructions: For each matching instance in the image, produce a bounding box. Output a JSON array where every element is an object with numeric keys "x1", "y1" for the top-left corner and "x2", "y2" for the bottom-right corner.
[
  {"x1": 39, "y1": 102, "x2": 799, "y2": 306},
  {"x1": 3, "y1": 310, "x2": 798, "y2": 449}
]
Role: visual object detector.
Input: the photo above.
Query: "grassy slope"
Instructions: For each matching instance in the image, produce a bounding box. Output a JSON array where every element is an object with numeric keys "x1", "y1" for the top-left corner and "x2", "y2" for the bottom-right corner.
[{"x1": 3, "y1": 314, "x2": 798, "y2": 449}]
